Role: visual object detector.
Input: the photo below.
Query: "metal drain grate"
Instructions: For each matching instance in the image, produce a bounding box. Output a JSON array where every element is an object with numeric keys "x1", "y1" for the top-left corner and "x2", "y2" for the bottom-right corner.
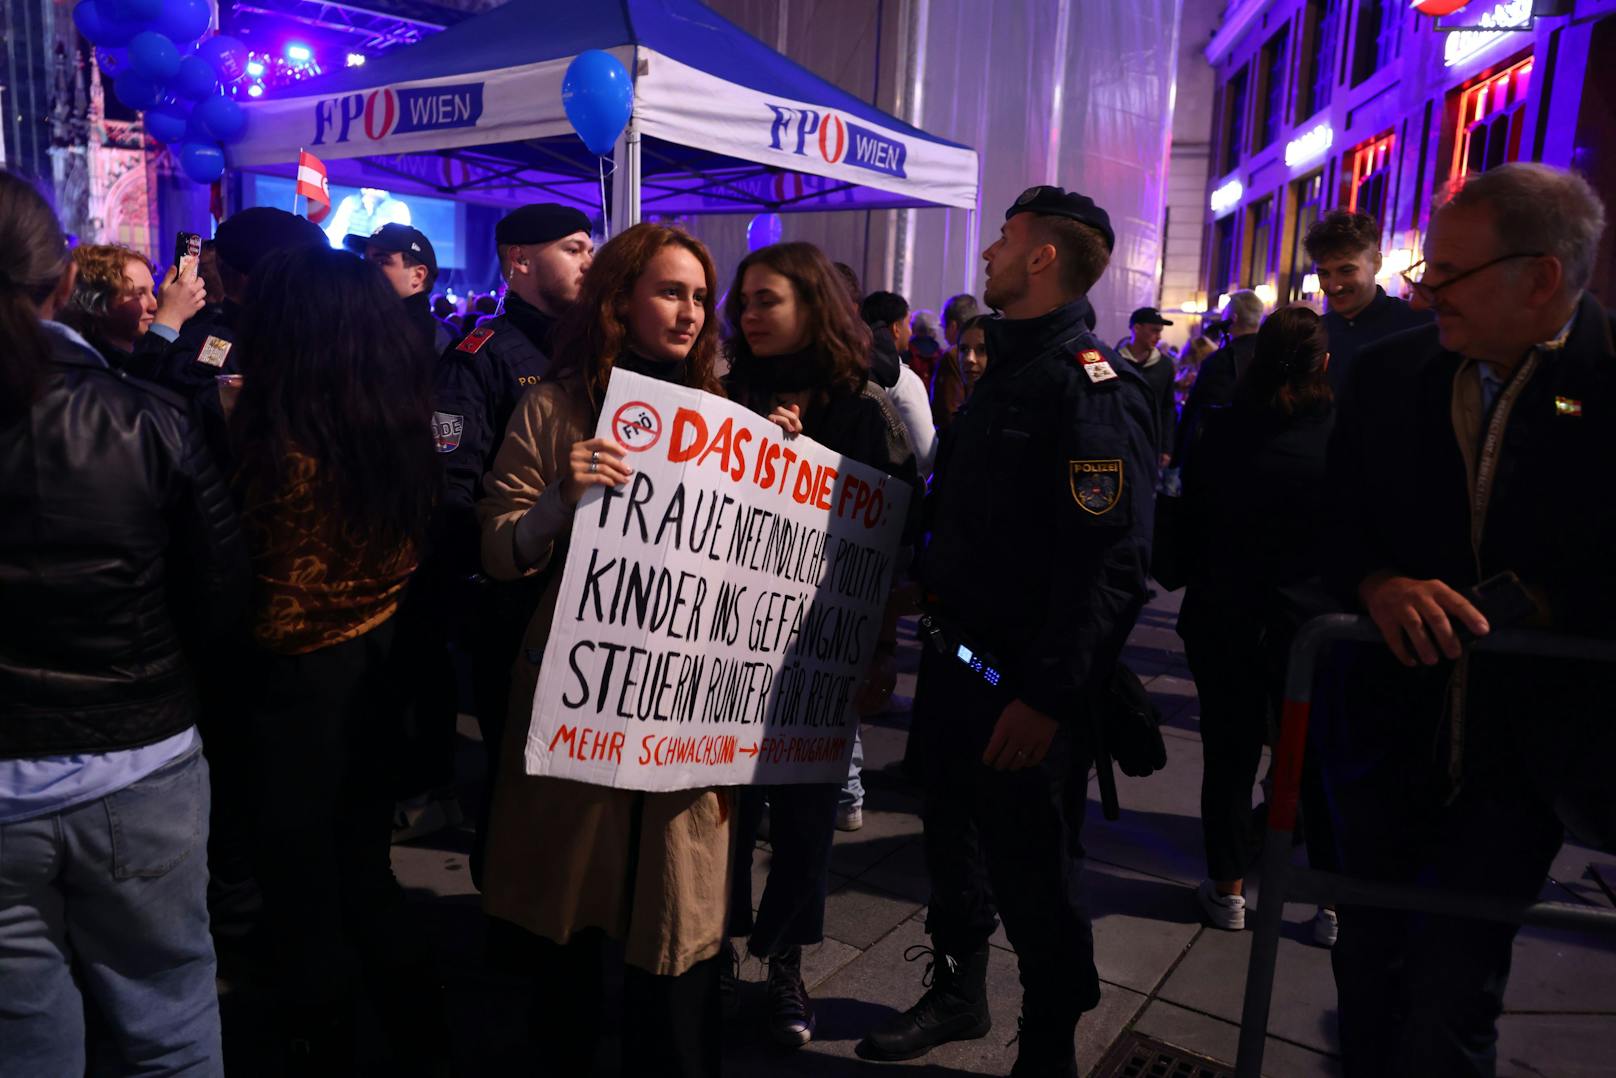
[{"x1": 1093, "y1": 1030, "x2": 1237, "y2": 1078}]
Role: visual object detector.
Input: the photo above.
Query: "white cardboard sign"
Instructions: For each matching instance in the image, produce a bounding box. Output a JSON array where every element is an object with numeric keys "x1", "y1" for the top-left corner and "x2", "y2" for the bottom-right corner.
[{"x1": 523, "y1": 370, "x2": 909, "y2": 792}]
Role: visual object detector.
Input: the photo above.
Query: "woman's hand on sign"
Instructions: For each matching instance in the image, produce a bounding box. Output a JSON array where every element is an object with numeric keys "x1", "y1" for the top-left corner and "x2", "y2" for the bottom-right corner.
[
  {"x1": 767, "y1": 403, "x2": 802, "y2": 436},
  {"x1": 561, "y1": 437, "x2": 631, "y2": 506}
]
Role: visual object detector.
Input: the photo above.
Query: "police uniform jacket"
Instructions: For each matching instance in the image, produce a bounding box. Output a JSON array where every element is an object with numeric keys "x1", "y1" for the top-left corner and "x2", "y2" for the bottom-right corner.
[
  {"x1": 474, "y1": 367, "x2": 731, "y2": 977},
  {"x1": 1325, "y1": 292, "x2": 1616, "y2": 845},
  {"x1": 921, "y1": 297, "x2": 1156, "y2": 722},
  {"x1": 433, "y1": 291, "x2": 558, "y2": 575}
]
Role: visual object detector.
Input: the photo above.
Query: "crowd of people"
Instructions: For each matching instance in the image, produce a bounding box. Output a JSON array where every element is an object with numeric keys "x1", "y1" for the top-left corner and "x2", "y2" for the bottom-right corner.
[{"x1": 1, "y1": 157, "x2": 1611, "y2": 1078}]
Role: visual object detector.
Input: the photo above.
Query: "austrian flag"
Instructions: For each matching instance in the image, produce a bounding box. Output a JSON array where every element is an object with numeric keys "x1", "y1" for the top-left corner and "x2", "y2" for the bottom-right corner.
[{"x1": 297, "y1": 150, "x2": 332, "y2": 224}]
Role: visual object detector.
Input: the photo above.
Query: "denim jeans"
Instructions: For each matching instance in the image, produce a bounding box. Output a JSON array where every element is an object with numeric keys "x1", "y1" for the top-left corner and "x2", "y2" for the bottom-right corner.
[
  {"x1": 0, "y1": 747, "x2": 222, "y2": 1077},
  {"x1": 838, "y1": 726, "x2": 865, "y2": 813}
]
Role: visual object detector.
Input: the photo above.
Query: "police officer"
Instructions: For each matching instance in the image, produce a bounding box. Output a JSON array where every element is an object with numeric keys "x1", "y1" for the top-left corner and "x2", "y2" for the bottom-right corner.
[
  {"x1": 431, "y1": 203, "x2": 593, "y2": 848},
  {"x1": 344, "y1": 222, "x2": 454, "y2": 353},
  {"x1": 857, "y1": 187, "x2": 1155, "y2": 1077}
]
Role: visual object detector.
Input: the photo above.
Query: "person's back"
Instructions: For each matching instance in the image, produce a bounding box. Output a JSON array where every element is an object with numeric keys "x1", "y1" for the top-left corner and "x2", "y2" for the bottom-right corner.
[
  {"x1": 1184, "y1": 400, "x2": 1332, "y2": 611},
  {"x1": 0, "y1": 169, "x2": 244, "y2": 1078},
  {"x1": 1, "y1": 329, "x2": 244, "y2": 742}
]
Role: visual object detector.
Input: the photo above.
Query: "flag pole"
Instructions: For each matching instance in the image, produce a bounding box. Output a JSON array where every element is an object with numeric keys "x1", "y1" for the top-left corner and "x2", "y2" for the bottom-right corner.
[{"x1": 293, "y1": 147, "x2": 303, "y2": 217}]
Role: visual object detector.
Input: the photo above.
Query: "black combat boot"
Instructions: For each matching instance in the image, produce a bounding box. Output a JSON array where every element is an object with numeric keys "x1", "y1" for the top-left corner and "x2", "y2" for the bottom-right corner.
[
  {"x1": 855, "y1": 944, "x2": 992, "y2": 1061},
  {"x1": 766, "y1": 945, "x2": 815, "y2": 1047},
  {"x1": 1007, "y1": 1004, "x2": 1081, "y2": 1077}
]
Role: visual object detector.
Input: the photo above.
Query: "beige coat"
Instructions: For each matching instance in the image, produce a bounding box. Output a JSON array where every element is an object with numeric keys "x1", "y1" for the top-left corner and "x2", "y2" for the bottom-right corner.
[{"x1": 475, "y1": 372, "x2": 732, "y2": 977}]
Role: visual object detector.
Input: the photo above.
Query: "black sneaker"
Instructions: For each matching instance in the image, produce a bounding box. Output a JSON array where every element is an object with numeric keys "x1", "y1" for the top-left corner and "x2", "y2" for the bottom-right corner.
[{"x1": 766, "y1": 946, "x2": 814, "y2": 1047}]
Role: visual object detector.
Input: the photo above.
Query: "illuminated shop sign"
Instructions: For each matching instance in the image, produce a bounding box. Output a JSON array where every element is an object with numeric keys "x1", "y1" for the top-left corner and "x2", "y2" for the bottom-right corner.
[
  {"x1": 1285, "y1": 123, "x2": 1333, "y2": 168},
  {"x1": 1210, "y1": 178, "x2": 1243, "y2": 216},
  {"x1": 1441, "y1": 0, "x2": 1534, "y2": 69}
]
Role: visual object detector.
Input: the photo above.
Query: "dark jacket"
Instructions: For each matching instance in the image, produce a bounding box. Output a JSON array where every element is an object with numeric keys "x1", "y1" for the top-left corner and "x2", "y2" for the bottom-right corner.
[
  {"x1": 122, "y1": 300, "x2": 244, "y2": 398},
  {"x1": 433, "y1": 291, "x2": 557, "y2": 576},
  {"x1": 1117, "y1": 341, "x2": 1178, "y2": 459},
  {"x1": 1179, "y1": 400, "x2": 1334, "y2": 623},
  {"x1": 1172, "y1": 332, "x2": 1257, "y2": 465},
  {"x1": 1321, "y1": 285, "x2": 1432, "y2": 395},
  {"x1": 0, "y1": 326, "x2": 249, "y2": 757},
  {"x1": 725, "y1": 359, "x2": 924, "y2": 549},
  {"x1": 921, "y1": 298, "x2": 1156, "y2": 721},
  {"x1": 1325, "y1": 294, "x2": 1616, "y2": 843},
  {"x1": 406, "y1": 290, "x2": 455, "y2": 355}
]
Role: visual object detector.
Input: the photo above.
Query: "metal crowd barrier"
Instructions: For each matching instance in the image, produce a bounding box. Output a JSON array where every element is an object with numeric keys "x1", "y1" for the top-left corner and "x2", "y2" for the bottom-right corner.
[{"x1": 1235, "y1": 614, "x2": 1616, "y2": 1078}]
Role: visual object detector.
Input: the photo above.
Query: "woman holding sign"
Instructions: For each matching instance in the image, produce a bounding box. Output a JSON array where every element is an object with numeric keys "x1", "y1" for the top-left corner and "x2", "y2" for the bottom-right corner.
[
  {"x1": 477, "y1": 222, "x2": 731, "y2": 1077},
  {"x1": 721, "y1": 241, "x2": 922, "y2": 1049}
]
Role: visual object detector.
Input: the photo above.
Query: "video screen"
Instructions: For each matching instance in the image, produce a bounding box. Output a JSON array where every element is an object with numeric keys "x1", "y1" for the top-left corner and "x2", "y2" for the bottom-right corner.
[{"x1": 241, "y1": 174, "x2": 466, "y2": 269}]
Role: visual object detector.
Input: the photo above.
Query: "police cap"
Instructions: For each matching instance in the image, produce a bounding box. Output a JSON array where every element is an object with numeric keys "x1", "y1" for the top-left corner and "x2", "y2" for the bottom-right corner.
[
  {"x1": 344, "y1": 223, "x2": 438, "y2": 279},
  {"x1": 495, "y1": 203, "x2": 592, "y2": 247},
  {"x1": 214, "y1": 207, "x2": 328, "y2": 276},
  {"x1": 1006, "y1": 186, "x2": 1115, "y2": 253}
]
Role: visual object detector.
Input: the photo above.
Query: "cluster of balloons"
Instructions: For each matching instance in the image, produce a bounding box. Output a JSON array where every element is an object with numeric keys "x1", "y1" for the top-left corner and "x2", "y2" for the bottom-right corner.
[
  {"x1": 72, "y1": 0, "x2": 250, "y2": 184},
  {"x1": 561, "y1": 49, "x2": 632, "y2": 156}
]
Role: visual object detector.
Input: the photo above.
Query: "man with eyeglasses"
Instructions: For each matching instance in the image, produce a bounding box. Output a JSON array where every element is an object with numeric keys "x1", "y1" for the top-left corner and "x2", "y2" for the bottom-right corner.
[
  {"x1": 1302, "y1": 210, "x2": 1432, "y2": 393},
  {"x1": 1323, "y1": 162, "x2": 1616, "y2": 1077}
]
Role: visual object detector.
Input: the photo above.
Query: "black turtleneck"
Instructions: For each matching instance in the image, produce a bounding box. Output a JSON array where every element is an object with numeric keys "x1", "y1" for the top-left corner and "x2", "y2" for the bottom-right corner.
[
  {"x1": 614, "y1": 349, "x2": 687, "y2": 384},
  {"x1": 728, "y1": 346, "x2": 836, "y2": 398},
  {"x1": 502, "y1": 291, "x2": 561, "y2": 355}
]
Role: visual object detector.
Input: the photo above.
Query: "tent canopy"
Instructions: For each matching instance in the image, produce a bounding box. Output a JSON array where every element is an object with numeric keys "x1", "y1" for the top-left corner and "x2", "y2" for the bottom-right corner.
[{"x1": 228, "y1": 0, "x2": 978, "y2": 216}]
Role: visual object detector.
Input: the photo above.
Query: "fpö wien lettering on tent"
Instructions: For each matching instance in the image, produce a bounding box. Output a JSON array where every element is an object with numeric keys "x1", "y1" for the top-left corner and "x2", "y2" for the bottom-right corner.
[
  {"x1": 311, "y1": 82, "x2": 486, "y2": 146},
  {"x1": 764, "y1": 104, "x2": 908, "y2": 179}
]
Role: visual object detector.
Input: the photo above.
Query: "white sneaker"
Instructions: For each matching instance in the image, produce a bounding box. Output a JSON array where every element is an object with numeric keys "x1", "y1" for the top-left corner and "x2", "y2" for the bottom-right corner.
[
  {"x1": 1312, "y1": 907, "x2": 1339, "y2": 947},
  {"x1": 835, "y1": 805, "x2": 863, "y2": 832},
  {"x1": 1197, "y1": 880, "x2": 1246, "y2": 931}
]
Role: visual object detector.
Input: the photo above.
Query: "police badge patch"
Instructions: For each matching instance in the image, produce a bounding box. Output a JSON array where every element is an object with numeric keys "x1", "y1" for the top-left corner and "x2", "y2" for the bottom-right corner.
[
  {"x1": 1069, "y1": 459, "x2": 1123, "y2": 515},
  {"x1": 432, "y1": 411, "x2": 464, "y2": 454}
]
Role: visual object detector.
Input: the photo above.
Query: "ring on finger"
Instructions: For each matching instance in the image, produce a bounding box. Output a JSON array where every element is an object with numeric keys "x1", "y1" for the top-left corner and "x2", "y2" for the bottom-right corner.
[
  {"x1": 590, "y1": 450, "x2": 598, "y2": 465},
  {"x1": 589, "y1": 461, "x2": 597, "y2": 474}
]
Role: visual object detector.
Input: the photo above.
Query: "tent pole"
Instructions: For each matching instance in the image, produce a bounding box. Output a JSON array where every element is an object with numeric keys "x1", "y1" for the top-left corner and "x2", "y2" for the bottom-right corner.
[{"x1": 612, "y1": 119, "x2": 641, "y2": 233}]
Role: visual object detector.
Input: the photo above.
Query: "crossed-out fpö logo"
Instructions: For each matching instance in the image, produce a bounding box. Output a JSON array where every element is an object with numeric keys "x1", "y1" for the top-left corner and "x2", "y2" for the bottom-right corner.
[
  {"x1": 764, "y1": 104, "x2": 908, "y2": 179},
  {"x1": 313, "y1": 82, "x2": 485, "y2": 146}
]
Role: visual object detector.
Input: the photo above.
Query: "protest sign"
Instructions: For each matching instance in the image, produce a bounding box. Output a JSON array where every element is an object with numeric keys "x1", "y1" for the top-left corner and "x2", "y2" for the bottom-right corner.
[{"x1": 523, "y1": 369, "x2": 911, "y2": 792}]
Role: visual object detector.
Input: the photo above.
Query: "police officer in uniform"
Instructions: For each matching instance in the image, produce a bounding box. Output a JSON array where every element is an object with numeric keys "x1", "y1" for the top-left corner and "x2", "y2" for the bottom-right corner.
[
  {"x1": 857, "y1": 187, "x2": 1156, "y2": 1077},
  {"x1": 432, "y1": 203, "x2": 594, "y2": 848}
]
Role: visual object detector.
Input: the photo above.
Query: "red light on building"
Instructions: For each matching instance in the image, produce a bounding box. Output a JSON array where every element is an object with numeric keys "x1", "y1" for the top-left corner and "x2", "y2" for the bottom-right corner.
[
  {"x1": 1451, "y1": 57, "x2": 1534, "y2": 181},
  {"x1": 1347, "y1": 133, "x2": 1395, "y2": 221},
  {"x1": 1412, "y1": 0, "x2": 1473, "y2": 14}
]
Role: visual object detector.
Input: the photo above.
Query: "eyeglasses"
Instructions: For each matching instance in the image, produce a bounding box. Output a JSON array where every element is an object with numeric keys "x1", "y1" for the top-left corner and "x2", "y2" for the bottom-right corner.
[{"x1": 1400, "y1": 252, "x2": 1545, "y2": 303}]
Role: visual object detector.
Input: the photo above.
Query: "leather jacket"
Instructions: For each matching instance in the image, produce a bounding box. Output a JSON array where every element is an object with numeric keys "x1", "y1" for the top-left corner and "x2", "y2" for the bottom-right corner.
[{"x1": 0, "y1": 324, "x2": 249, "y2": 757}]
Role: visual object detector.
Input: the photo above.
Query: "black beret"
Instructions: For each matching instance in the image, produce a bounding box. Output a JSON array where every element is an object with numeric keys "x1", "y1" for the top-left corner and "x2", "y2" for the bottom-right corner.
[
  {"x1": 1006, "y1": 185, "x2": 1115, "y2": 253},
  {"x1": 495, "y1": 203, "x2": 592, "y2": 246},
  {"x1": 214, "y1": 207, "x2": 328, "y2": 276}
]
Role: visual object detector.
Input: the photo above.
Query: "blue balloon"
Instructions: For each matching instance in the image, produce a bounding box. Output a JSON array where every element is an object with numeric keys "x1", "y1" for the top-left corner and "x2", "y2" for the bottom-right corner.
[
  {"x1": 195, "y1": 35, "x2": 249, "y2": 84},
  {"x1": 94, "y1": 46, "x2": 131, "y2": 78},
  {"x1": 747, "y1": 213, "x2": 783, "y2": 252},
  {"x1": 178, "y1": 141, "x2": 225, "y2": 184},
  {"x1": 145, "y1": 101, "x2": 190, "y2": 144},
  {"x1": 72, "y1": 0, "x2": 141, "y2": 46},
  {"x1": 152, "y1": 0, "x2": 210, "y2": 47},
  {"x1": 109, "y1": 0, "x2": 163, "y2": 24},
  {"x1": 194, "y1": 94, "x2": 246, "y2": 143},
  {"x1": 561, "y1": 49, "x2": 633, "y2": 156},
  {"x1": 112, "y1": 69, "x2": 162, "y2": 110},
  {"x1": 128, "y1": 31, "x2": 180, "y2": 82},
  {"x1": 173, "y1": 55, "x2": 217, "y2": 99}
]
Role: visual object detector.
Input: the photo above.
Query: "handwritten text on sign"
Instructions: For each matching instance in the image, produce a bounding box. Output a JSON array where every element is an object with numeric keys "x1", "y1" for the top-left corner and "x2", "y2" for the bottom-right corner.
[{"x1": 525, "y1": 370, "x2": 910, "y2": 792}]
